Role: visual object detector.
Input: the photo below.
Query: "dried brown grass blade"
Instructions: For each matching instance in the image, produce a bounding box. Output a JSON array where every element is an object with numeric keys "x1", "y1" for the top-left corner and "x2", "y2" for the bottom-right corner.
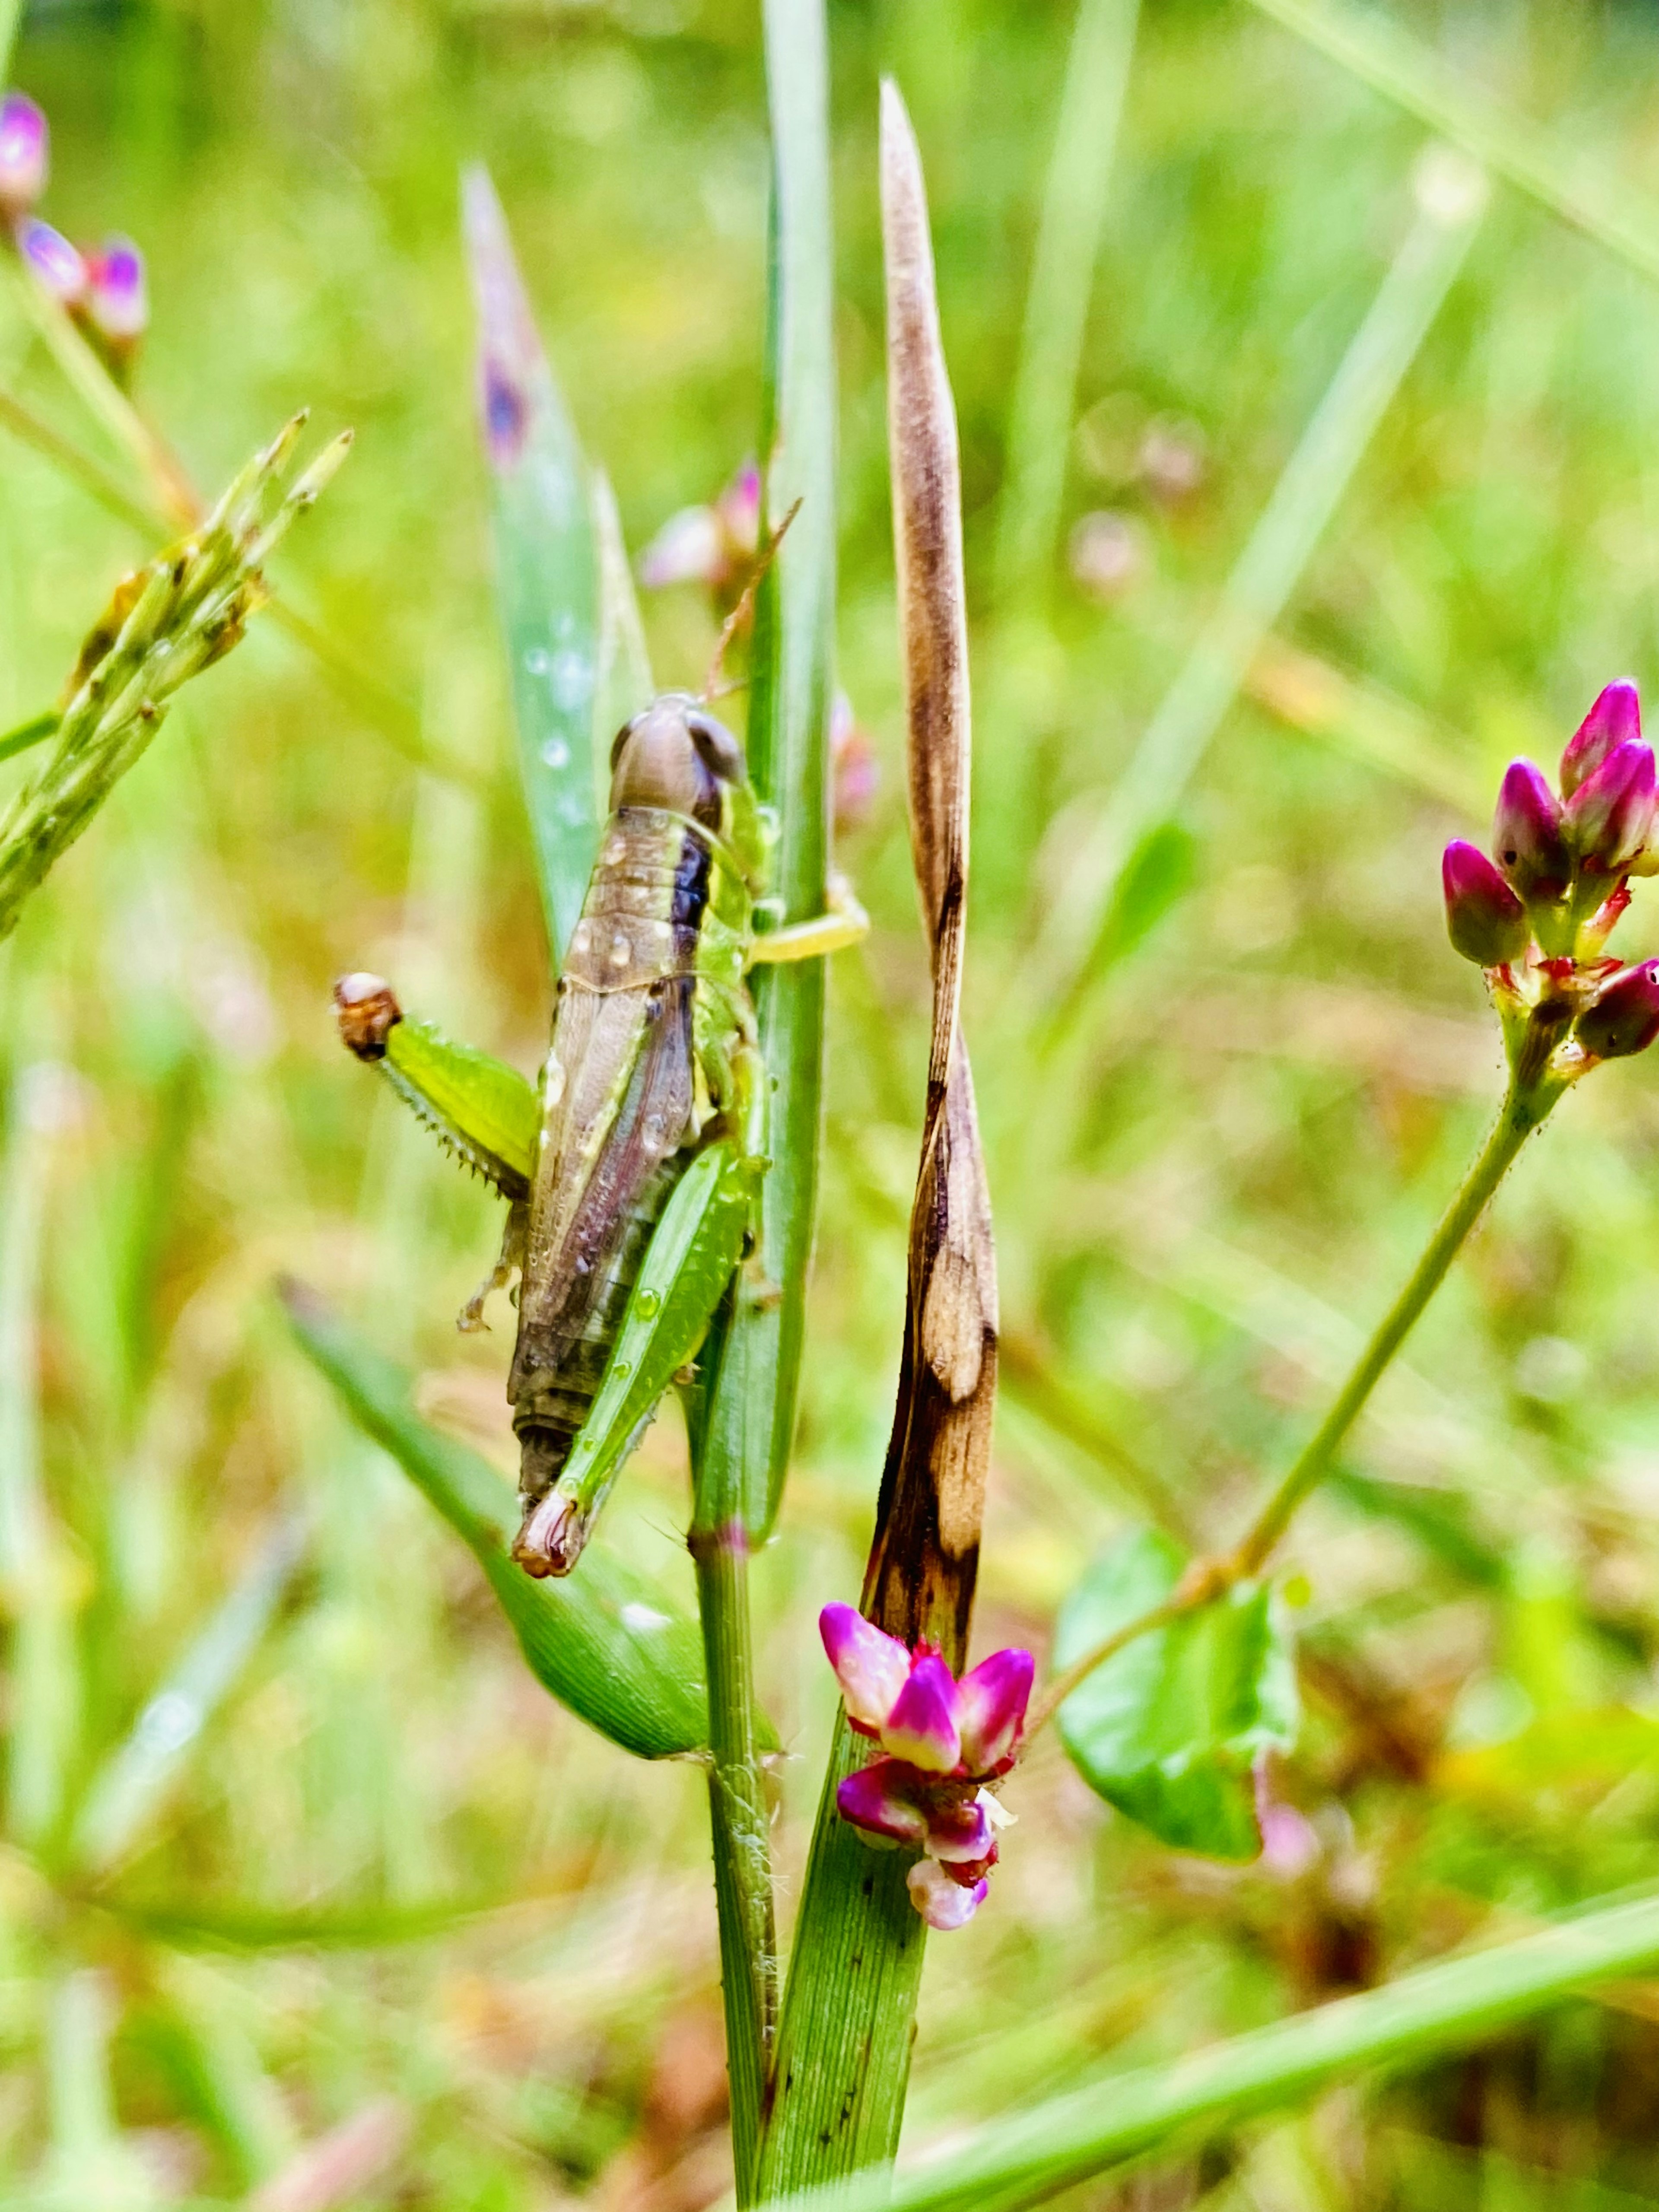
[{"x1": 860, "y1": 82, "x2": 998, "y2": 1667}]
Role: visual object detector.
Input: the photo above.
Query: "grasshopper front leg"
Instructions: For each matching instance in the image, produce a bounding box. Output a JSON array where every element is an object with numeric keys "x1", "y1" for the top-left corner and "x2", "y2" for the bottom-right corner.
[
  {"x1": 744, "y1": 874, "x2": 870, "y2": 966},
  {"x1": 513, "y1": 1138, "x2": 763, "y2": 1576}
]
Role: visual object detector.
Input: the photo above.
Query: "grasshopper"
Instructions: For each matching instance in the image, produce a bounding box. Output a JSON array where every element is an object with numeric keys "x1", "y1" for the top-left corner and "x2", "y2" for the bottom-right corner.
[{"x1": 336, "y1": 689, "x2": 865, "y2": 1578}]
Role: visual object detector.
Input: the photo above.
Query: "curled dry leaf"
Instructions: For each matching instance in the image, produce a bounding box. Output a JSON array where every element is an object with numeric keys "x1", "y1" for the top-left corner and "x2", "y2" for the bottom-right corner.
[{"x1": 859, "y1": 80, "x2": 998, "y2": 1670}]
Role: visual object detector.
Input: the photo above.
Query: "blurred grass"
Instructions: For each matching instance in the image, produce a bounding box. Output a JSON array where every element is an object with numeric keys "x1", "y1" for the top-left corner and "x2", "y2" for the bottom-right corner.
[{"x1": 10, "y1": 0, "x2": 1659, "y2": 2203}]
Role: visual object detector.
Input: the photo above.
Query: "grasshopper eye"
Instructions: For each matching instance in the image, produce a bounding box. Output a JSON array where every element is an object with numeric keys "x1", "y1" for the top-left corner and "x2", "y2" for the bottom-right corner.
[{"x1": 686, "y1": 710, "x2": 745, "y2": 783}]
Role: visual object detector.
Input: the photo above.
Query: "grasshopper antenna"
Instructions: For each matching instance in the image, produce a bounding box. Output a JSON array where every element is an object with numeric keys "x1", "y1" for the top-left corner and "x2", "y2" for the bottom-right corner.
[{"x1": 701, "y1": 496, "x2": 803, "y2": 703}]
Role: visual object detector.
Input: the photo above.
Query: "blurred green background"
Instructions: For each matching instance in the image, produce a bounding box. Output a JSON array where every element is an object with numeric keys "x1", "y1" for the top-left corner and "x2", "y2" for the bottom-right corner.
[{"x1": 11, "y1": 0, "x2": 1659, "y2": 2204}]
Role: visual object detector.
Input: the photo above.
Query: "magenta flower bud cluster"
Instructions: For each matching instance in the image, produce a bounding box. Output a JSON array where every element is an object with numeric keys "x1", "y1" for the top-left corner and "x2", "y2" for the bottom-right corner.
[
  {"x1": 1442, "y1": 681, "x2": 1659, "y2": 1075},
  {"x1": 4, "y1": 90, "x2": 149, "y2": 357},
  {"x1": 821, "y1": 1603, "x2": 1033, "y2": 1931}
]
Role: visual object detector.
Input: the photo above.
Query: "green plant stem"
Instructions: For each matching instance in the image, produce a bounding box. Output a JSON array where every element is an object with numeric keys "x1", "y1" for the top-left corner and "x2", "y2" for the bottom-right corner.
[
  {"x1": 688, "y1": 1514, "x2": 776, "y2": 2201},
  {"x1": 1028, "y1": 1072, "x2": 1558, "y2": 1738},
  {"x1": 1232, "y1": 1077, "x2": 1549, "y2": 1573}
]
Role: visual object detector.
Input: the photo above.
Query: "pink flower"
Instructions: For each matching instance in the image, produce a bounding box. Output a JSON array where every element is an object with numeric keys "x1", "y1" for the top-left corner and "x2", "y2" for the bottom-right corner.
[
  {"x1": 1441, "y1": 839, "x2": 1527, "y2": 968},
  {"x1": 0, "y1": 92, "x2": 47, "y2": 217},
  {"x1": 1561, "y1": 679, "x2": 1641, "y2": 799},
  {"x1": 16, "y1": 216, "x2": 84, "y2": 307},
  {"x1": 85, "y1": 235, "x2": 146, "y2": 347},
  {"x1": 820, "y1": 1603, "x2": 1032, "y2": 1931},
  {"x1": 639, "y1": 461, "x2": 763, "y2": 602}
]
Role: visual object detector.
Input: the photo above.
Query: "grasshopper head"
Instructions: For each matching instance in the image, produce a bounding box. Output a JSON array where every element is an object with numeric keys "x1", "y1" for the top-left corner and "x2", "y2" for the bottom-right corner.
[{"x1": 610, "y1": 693, "x2": 747, "y2": 827}]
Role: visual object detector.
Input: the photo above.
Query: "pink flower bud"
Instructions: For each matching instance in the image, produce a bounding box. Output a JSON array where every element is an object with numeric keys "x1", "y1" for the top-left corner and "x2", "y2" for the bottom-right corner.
[
  {"x1": 639, "y1": 503, "x2": 724, "y2": 589},
  {"x1": 0, "y1": 92, "x2": 47, "y2": 216},
  {"x1": 1561, "y1": 680, "x2": 1641, "y2": 799},
  {"x1": 922, "y1": 1790, "x2": 995, "y2": 1865},
  {"x1": 1441, "y1": 840, "x2": 1528, "y2": 967},
  {"x1": 17, "y1": 216, "x2": 85, "y2": 307},
  {"x1": 835, "y1": 1759, "x2": 930, "y2": 1847},
  {"x1": 881, "y1": 1652, "x2": 962, "y2": 1773},
  {"x1": 820, "y1": 1604, "x2": 910, "y2": 1735},
  {"x1": 1493, "y1": 759, "x2": 1571, "y2": 902},
  {"x1": 1563, "y1": 740, "x2": 1657, "y2": 874},
  {"x1": 906, "y1": 1857, "x2": 987, "y2": 1930},
  {"x1": 85, "y1": 236, "x2": 146, "y2": 344},
  {"x1": 1575, "y1": 960, "x2": 1659, "y2": 1061},
  {"x1": 955, "y1": 1649, "x2": 1034, "y2": 1776}
]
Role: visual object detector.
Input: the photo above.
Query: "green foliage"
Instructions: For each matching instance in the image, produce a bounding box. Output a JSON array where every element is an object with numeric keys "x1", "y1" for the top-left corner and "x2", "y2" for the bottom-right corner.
[
  {"x1": 283, "y1": 1285, "x2": 708, "y2": 1761},
  {"x1": 463, "y1": 165, "x2": 602, "y2": 970},
  {"x1": 1055, "y1": 1528, "x2": 1298, "y2": 1858}
]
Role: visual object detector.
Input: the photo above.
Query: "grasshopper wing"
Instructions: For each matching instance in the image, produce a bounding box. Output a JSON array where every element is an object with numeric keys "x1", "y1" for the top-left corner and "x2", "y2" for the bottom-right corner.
[{"x1": 509, "y1": 973, "x2": 696, "y2": 1566}]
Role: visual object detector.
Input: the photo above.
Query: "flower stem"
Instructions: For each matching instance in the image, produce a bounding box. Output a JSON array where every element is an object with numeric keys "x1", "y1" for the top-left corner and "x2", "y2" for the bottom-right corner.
[{"x1": 1027, "y1": 1068, "x2": 1562, "y2": 1736}]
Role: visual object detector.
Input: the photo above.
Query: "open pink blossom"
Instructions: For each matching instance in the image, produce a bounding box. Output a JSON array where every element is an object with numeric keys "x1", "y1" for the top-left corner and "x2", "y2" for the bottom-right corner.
[{"x1": 820, "y1": 1603, "x2": 1032, "y2": 1930}]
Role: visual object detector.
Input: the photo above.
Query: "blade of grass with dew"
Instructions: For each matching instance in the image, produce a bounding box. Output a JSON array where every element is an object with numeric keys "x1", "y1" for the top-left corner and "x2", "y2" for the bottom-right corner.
[
  {"x1": 1024, "y1": 146, "x2": 1488, "y2": 1023},
  {"x1": 995, "y1": 0, "x2": 1142, "y2": 608},
  {"x1": 67, "y1": 1516, "x2": 306, "y2": 1877},
  {"x1": 677, "y1": 1, "x2": 839, "y2": 2182},
  {"x1": 769, "y1": 1888, "x2": 1659, "y2": 2212},
  {"x1": 281, "y1": 1281, "x2": 707, "y2": 1761},
  {"x1": 756, "y1": 83, "x2": 998, "y2": 2198},
  {"x1": 591, "y1": 464, "x2": 655, "y2": 761},
  {"x1": 0, "y1": 417, "x2": 350, "y2": 945},
  {"x1": 462, "y1": 164, "x2": 601, "y2": 968},
  {"x1": 0, "y1": 1063, "x2": 78, "y2": 1851},
  {"x1": 1246, "y1": 0, "x2": 1659, "y2": 288}
]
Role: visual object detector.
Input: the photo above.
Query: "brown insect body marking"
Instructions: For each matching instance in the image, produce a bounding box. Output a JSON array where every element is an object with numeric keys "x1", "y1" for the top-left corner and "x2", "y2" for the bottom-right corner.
[{"x1": 509, "y1": 697, "x2": 759, "y2": 1577}]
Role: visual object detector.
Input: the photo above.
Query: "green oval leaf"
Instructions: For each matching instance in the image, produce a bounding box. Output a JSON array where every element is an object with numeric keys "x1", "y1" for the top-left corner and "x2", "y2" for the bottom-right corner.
[
  {"x1": 1054, "y1": 1527, "x2": 1298, "y2": 1859},
  {"x1": 281, "y1": 1281, "x2": 706, "y2": 1761}
]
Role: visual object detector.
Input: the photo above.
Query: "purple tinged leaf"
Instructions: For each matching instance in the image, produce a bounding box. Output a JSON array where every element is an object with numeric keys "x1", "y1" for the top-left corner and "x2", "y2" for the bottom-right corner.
[
  {"x1": 1575, "y1": 960, "x2": 1659, "y2": 1061},
  {"x1": 906, "y1": 1857, "x2": 987, "y2": 1930},
  {"x1": 835, "y1": 1758, "x2": 929, "y2": 1847},
  {"x1": 17, "y1": 217, "x2": 84, "y2": 306},
  {"x1": 1493, "y1": 759, "x2": 1571, "y2": 901},
  {"x1": 0, "y1": 92, "x2": 46, "y2": 214},
  {"x1": 1441, "y1": 840, "x2": 1528, "y2": 967},
  {"x1": 881, "y1": 1652, "x2": 962, "y2": 1773},
  {"x1": 1563, "y1": 740, "x2": 1657, "y2": 873},
  {"x1": 1560, "y1": 680, "x2": 1640, "y2": 799},
  {"x1": 86, "y1": 236, "x2": 146, "y2": 343},
  {"x1": 819, "y1": 1603, "x2": 910, "y2": 1732},
  {"x1": 955, "y1": 1648, "x2": 1034, "y2": 1775}
]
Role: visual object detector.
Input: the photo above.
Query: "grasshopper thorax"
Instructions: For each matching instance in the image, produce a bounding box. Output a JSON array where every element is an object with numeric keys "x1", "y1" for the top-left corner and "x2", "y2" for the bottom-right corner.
[{"x1": 609, "y1": 693, "x2": 764, "y2": 886}]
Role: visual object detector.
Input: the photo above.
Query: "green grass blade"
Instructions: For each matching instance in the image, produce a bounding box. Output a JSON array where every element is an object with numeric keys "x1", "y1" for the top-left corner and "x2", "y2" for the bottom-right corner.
[
  {"x1": 1027, "y1": 147, "x2": 1487, "y2": 1019},
  {"x1": 697, "y1": 0, "x2": 838, "y2": 1545},
  {"x1": 0, "y1": 1066, "x2": 78, "y2": 1850},
  {"x1": 995, "y1": 0, "x2": 1141, "y2": 608},
  {"x1": 462, "y1": 163, "x2": 601, "y2": 969},
  {"x1": 282, "y1": 1281, "x2": 707, "y2": 1760},
  {"x1": 1247, "y1": 0, "x2": 1659, "y2": 287},
  {"x1": 67, "y1": 1517, "x2": 306, "y2": 1877},
  {"x1": 0, "y1": 0, "x2": 23, "y2": 79},
  {"x1": 772, "y1": 1888, "x2": 1659, "y2": 2212}
]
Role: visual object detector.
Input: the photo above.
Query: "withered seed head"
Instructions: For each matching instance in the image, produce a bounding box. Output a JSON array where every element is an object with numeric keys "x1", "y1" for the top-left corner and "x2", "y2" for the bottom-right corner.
[{"x1": 334, "y1": 971, "x2": 402, "y2": 1059}]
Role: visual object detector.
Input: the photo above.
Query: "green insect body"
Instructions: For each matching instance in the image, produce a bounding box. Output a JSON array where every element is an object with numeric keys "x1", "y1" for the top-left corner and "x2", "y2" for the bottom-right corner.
[{"x1": 334, "y1": 692, "x2": 865, "y2": 1581}]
